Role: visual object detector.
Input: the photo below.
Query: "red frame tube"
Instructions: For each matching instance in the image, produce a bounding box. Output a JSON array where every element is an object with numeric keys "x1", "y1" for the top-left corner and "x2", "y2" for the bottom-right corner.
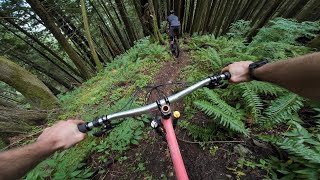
[{"x1": 161, "y1": 117, "x2": 189, "y2": 180}]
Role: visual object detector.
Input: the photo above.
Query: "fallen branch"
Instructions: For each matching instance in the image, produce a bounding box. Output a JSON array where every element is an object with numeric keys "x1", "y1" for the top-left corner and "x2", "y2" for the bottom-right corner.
[
  {"x1": 1, "y1": 130, "x2": 43, "y2": 151},
  {"x1": 177, "y1": 137, "x2": 244, "y2": 144}
]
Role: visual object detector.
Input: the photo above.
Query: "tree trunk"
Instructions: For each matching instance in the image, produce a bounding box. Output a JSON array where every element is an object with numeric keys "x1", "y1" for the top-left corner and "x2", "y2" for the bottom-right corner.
[
  {"x1": 42, "y1": 0, "x2": 100, "y2": 69},
  {"x1": 235, "y1": 0, "x2": 250, "y2": 20},
  {"x1": 186, "y1": 0, "x2": 196, "y2": 33},
  {"x1": 191, "y1": 0, "x2": 205, "y2": 35},
  {"x1": 202, "y1": 0, "x2": 215, "y2": 33},
  {"x1": 99, "y1": 26, "x2": 122, "y2": 57},
  {"x1": 80, "y1": 0, "x2": 103, "y2": 71},
  {"x1": 296, "y1": 0, "x2": 320, "y2": 22},
  {"x1": 0, "y1": 56, "x2": 58, "y2": 109},
  {"x1": 115, "y1": 0, "x2": 137, "y2": 46},
  {"x1": 221, "y1": 0, "x2": 240, "y2": 35},
  {"x1": 281, "y1": 0, "x2": 301, "y2": 18},
  {"x1": 8, "y1": 52, "x2": 75, "y2": 90},
  {"x1": 88, "y1": 0, "x2": 122, "y2": 59},
  {"x1": 102, "y1": 0, "x2": 130, "y2": 50},
  {"x1": 0, "y1": 98, "x2": 17, "y2": 108},
  {"x1": 243, "y1": 0, "x2": 260, "y2": 21},
  {"x1": 0, "y1": 106, "x2": 47, "y2": 134},
  {"x1": 26, "y1": 0, "x2": 93, "y2": 80},
  {"x1": 137, "y1": 0, "x2": 165, "y2": 44},
  {"x1": 207, "y1": 0, "x2": 221, "y2": 34},
  {"x1": 247, "y1": 0, "x2": 282, "y2": 42},
  {"x1": 132, "y1": 0, "x2": 150, "y2": 36},
  {"x1": 250, "y1": 0, "x2": 267, "y2": 24},
  {"x1": 286, "y1": 0, "x2": 310, "y2": 18},
  {"x1": 270, "y1": 0, "x2": 292, "y2": 19},
  {"x1": 308, "y1": 34, "x2": 320, "y2": 50},
  {"x1": 0, "y1": 12, "x2": 82, "y2": 79},
  {"x1": 0, "y1": 21, "x2": 82, "y2": 86},
  {"x1": 214, "y1": 0, "x2": 230, "y2": 37}
]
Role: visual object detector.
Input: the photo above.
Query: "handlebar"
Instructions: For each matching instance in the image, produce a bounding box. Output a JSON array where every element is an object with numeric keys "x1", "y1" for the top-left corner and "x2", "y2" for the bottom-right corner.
[{"x1": 78, "y1": 72, "x2": 231, "y2": 133}]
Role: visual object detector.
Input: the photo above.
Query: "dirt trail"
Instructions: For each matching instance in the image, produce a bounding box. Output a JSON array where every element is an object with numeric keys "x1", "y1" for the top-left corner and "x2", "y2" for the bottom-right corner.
[
  {"x1": 148, "y1": 48, "x2": 191, "y2": 101},
  {"x1": 99, "y1": 48, "x2": 268, "y2": 180}
]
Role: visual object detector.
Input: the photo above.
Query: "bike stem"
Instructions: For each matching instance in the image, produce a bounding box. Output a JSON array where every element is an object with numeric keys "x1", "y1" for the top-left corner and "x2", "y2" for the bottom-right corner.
[{"x1": 159, "y1": 104, "x2": 189, "y2": 180}]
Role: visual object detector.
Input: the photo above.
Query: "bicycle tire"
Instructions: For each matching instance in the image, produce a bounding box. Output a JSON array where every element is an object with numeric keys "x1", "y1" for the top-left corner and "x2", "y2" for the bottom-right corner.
[{"x1": 173, "y1": 40, "x2": 180, "y2": 58}]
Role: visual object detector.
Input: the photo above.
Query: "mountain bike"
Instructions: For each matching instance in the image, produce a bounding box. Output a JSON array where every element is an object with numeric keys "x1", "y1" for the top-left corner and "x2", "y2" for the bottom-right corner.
[{"x1": 78, "y1": 72, "x2": 231, "y2": 179}]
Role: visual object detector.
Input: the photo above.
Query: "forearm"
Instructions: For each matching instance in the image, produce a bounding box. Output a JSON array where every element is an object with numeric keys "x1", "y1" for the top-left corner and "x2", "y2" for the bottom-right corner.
[
  {"x1": 0, "y1": 140, "x2": 58, "y2": 180},
  {"x1": 254, "y1": 52, "x2": 320, "y2": 100}
]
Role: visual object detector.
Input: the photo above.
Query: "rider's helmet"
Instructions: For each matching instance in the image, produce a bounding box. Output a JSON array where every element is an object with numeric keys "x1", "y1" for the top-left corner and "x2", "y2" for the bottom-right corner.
[{"x1": 170, "y1": 10, "x2": 174, "y2": 14}]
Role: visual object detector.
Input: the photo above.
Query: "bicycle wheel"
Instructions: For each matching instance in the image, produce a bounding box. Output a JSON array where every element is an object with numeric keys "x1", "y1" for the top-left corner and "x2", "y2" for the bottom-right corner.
[{"x1": 173, "y1": 40, "x2": 180, "y2": 58}]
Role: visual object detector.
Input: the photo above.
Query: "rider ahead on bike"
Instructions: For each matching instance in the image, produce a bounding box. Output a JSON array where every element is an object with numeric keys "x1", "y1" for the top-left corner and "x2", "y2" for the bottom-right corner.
[{"x1": 167, "y1": 10, "x2": 181, "y2": 49}]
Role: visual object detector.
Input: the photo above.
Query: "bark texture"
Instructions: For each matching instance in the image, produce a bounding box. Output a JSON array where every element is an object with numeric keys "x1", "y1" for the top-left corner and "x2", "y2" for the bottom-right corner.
[{"x1": 0, "y1": 56, "x2": 58, "y2": 109}]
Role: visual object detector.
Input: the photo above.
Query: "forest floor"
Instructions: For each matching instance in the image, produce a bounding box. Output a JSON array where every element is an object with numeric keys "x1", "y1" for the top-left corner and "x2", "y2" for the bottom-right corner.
[{"x1": 92, "y1": 48, "x2": 275, "y2": 180}]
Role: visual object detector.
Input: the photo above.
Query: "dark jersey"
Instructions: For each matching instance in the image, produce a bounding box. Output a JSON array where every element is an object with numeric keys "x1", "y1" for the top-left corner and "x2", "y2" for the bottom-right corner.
[{"x1": 167, "y1": 14, "x2": 181, "y2": 27}]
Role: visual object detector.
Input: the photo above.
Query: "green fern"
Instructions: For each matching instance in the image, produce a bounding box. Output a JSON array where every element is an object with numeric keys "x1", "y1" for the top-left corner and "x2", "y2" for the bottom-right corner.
[
  {"x1": 179, "y1": 121, "x2": 217, "y2": 142},
  {"x1": 259, "y1": 121, "x2": 320, "y2": 179},
  {"x1": 240, "y1": 83, "x2": 263, "y2": 122},
  {"x1": 260, "y1": 93, "x2": 304, "y2": 127},
  {"x1": 244, "y1": 81, "x2": 285, "y2": 96},
  {"x1": 194, "y1": 88, "x2": 249, "y2": 135}
]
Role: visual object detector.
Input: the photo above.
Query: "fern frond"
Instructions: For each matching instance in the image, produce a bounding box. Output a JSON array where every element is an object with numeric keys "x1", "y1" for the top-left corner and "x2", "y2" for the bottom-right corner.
[
  {"x1": 240, "y1": 83, "x2": 263, "y2": 121},
  {"x1": 179, "y1": 121, "x2": 216, "y2": 142},
  {"x1": 260, "y1": 135, "x2": 320, "y2": 164},
  {"x1": 194, "y1": 89, "x2": 249, "y2": 135},
  {"x1": 203, "y1": 88, "x2": 239, "y2": 117},
  {"x1": 260, "y1": 93, "x2": 304, "y2": 127},
  {"x1": 245, "y1": 81, "x2": 285, "y2": 96}
]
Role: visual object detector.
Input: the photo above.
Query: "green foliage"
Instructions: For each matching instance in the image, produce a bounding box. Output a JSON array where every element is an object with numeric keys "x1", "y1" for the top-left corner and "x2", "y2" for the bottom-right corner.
[
  {"x1": 226, "y1": 20, "x2": 252, "y2": 38},
  {"x1": 260, "y1": 93, "x2": 304, "y2": 127},
  {"x1": 27, "y1": 39, "x2": 169, "y2": 178},
  {"x1": 240, "y1": 83, "x2": 263, "y2": 122},
  {"x1": 179, "y1": 120, "x2": 217, "y2": 142},
  {"x1": 252, "y1": 18, "x2": 320, "y2": 45},
  {"x1": 248, "y1": 18, "x2": 318, "y2": 60},
  {"x1": 259, "y1": 121, "x2": 320, "y2": 179},
  {"x1": 178, "y1": 19, "x2": 318, "y2": 180},
  {"x1": 25, "y1": 137, "x2": 96, "y2": 180},
  {"x1": 95, "y1": 118, "x2": 144, "y2": 158},
  {"x1": 194, "y1": 88, "x2": 249, "y2": 135}
]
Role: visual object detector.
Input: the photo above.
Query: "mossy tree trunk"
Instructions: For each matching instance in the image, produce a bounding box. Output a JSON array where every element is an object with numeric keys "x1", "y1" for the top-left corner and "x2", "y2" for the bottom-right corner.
[
  {"x1": 26, "y1": 0, "x2": 93, "y2": 80},
  {"x1": 308, "y1": 35, "x2": 320, "y2": 50},
  {"x1": 0, "y1": 106, "x2": 47, "y2": 134},
  {"x1": 115, "y1": 0, "x2": 137, "y2": 46},
  {"x1": 147, "y1": 0, "x2": 165, "y2": 44},
  {"x1": 137, "y1": 0, "x2": 165, "y2": 44},
  {"x1": 0, "y1": 12, "x2": 82, "y2": 80},
  {"x1": 0, "y1": 22, "x2": 81, "y2": 89},
  {"x1": 132, "y1": 0, "x2": 150, "y2": 36},
  {"x1": 0, "y1": 56, "x2": 58, "y2": 109},
  {"x1": 101, "y1": 0, "x2": 130, "y2": 51},
  {"x1": 80, "y1": 0, "x2": 103, "y2": 71}
]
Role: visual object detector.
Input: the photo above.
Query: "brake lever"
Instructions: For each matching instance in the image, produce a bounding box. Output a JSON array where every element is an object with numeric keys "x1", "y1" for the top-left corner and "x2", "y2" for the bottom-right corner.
[
  {"x1": 93, "y1": 128, "x2": 110, "y2": 137},
  {"x1": 93, "y1": 121, "x2": 119, "y2": 137},
  {"x1": 205, "y1": 81, "x2": 228, "y2": 89}
]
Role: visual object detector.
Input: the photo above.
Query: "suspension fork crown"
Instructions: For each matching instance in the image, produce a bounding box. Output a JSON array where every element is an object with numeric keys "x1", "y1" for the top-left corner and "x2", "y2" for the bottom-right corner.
[{"x1": 156, "y1": 97, "x2": 171, "y2": 119}]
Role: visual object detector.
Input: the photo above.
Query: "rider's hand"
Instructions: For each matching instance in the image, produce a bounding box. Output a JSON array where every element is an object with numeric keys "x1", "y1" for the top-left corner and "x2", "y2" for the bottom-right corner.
[
  {"x1": 221, "y1": 61, "x2": 253, "y2": 83},
  {"x1": 37, "y1": 119, "x2": 87, "y2": 150}
]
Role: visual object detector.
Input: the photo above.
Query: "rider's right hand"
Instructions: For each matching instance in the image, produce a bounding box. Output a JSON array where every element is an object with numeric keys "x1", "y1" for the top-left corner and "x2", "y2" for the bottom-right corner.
[{"x1": 221, "y1": 61, "x2": 253, "y2": 83}]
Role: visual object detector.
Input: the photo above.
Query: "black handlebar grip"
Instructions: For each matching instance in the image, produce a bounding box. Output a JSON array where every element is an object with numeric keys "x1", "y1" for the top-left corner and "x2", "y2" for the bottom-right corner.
[
  {"x1": 223, "y1": 72, "x2": 231, "y2": 80},
  {"x1": 78, "y1": 123, "x2": 88, "y2": 133}
]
